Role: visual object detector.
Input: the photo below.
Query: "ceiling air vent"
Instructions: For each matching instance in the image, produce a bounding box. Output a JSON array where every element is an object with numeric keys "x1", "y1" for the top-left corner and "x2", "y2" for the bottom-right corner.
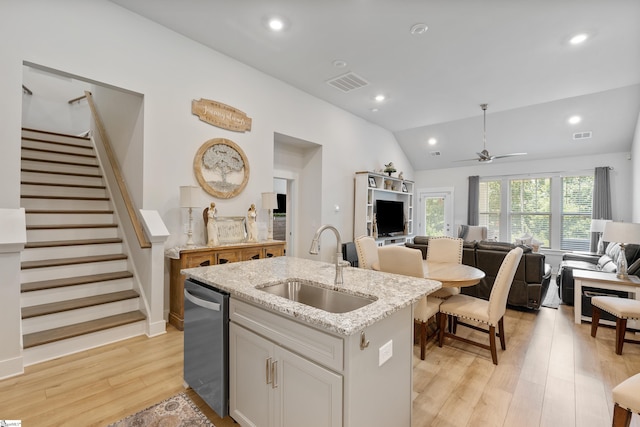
[
  {"x1": 326, "y1": 72, "x2": 369, "y2": 93},
  {"x1": 430, "y1": 151, "x2": 441, "y2": 156},
  {"x1": 573, "y1": 131, "x2": 592, "y2": 140}
]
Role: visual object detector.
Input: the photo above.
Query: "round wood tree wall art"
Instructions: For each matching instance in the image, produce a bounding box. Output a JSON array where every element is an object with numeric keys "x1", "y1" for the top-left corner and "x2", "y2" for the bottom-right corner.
[{"x1": 194, "y1": 138, "x2": 250, "y2": 199}]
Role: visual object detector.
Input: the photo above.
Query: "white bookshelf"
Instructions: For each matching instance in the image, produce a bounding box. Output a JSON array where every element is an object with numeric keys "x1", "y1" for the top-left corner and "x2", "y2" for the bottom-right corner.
[{"x1": 353, "y1": 171, "x2": 414, "y2": 245}]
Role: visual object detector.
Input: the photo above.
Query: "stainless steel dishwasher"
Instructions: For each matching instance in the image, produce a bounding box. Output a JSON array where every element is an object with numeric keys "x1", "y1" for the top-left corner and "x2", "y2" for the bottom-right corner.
[{"x1": 183, "y1": 278, "x2": 229, "y2": 418}]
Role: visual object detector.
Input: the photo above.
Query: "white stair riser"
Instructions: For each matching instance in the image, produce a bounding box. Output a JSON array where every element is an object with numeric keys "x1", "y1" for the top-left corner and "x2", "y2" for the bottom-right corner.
[
  {"x1": 21, "y1": 132, "x2": 93, "y2": 148},
  {"x1": 21, "y1": 198, "x2": 111, "y2": 210},
  {"x1": 27, "y1": 227, "x2": 118, "y2": 242},
  {"x1": 21, "y1": 259, "x2": 129, "y2": 282},
  {"x1": 21, "y1": 159, "x2": 101, "y2": 176},
  {"x1": 21, "y1": 243, "x2": 123, "y2": 262},
  {"x1": 22, "y1": 298, "x2": 140, "y2": 334},
  {"x1": 21, "y1": 184, "x2": 107, "y2": 198},
  {"x1": 26, "y1": 213, "x2": 114, "y2": 226},
  {"x1": 21, "y1": 278, "x2": 135, "y2": 307},
  {"x1": 23, "y1": 321, "x2": 145, "y2": 367},
  {"x1": 22, "y1": 139, "x2": 95, "y2": 156},
  {"x1": 21, "y1": 171, "x2": 104, "y2": 187},
  {"x1": 21, "y1": 149, "x2": 97, "y2": 166}
]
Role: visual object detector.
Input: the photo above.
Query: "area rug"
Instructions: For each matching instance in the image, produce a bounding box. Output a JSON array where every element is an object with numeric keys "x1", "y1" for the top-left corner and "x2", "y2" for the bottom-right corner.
[
  {"x1": 542, "y1": 279, "x2": 562, "y2": 309},
  {"x1": 108, "y1": 392, "x2": 214, "y2": 427}
]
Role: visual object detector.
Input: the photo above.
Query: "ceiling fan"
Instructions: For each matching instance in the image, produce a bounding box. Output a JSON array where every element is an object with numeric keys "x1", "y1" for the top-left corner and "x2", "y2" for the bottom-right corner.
[{"x1": 456, "y1": 103, "x2": 527, "y2": 163}]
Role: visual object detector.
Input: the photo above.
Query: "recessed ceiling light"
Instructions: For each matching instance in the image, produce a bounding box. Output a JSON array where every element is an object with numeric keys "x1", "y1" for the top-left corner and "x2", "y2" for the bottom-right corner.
[
  {"x1": 332, "y1": 59, "x2": 347, "y2": 68},
  {"x1": 265, "y1": 16, "x2": 289, "y2": 31},
  {"x1": 569, "y1": 33, "x2": 588, "y2": 45},
  {"x1": 568, "y1": 115, "x2": 582, "y2": 124},
  {"x1": 428, "y1": 138, "x2": 437, "y2": 145},
  {"x1": 410, "y1": 23, "x2": 428, "y2": 35},
  {"x1": 374, "y1": 94, "x2": 386, "y2": 102}
]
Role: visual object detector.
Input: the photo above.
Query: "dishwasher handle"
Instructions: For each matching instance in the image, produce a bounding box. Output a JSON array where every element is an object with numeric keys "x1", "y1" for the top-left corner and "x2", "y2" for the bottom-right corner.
[{"x1": 184, "y1": 289, "x2": 221, "y2": 312}]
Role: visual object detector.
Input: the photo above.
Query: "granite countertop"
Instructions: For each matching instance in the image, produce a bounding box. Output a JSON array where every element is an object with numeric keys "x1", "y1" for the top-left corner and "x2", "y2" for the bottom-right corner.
[{"x1": 182, "y1": 257, "x2": 441, "y2": 336}]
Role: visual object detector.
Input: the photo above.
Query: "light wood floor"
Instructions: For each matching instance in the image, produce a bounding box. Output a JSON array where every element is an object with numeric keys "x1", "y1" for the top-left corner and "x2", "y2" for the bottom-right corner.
[{"x1": 1, "y1": 304, "x2": 639, "y2": 426}]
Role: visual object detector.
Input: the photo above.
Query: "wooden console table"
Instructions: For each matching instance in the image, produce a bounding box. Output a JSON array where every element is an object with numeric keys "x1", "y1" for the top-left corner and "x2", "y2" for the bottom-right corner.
[
  {"x1": 167, "y1": 240, "x2": 286, "y2": 330},
  {"x1": 573, "y1": 270, "x2": 640, "y2": 325}
]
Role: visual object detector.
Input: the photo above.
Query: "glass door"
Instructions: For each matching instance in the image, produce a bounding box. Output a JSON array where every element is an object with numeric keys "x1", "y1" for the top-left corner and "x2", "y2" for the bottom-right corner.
[{"x1": 418, "y1": 188, "x2": 454, "y2": 237}]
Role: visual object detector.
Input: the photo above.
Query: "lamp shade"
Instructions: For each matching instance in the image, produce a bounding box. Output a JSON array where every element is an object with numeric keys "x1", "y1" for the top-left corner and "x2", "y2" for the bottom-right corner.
[
  {"x1": 602, "y1": 222, "x2": 640, "y2": 244},
  {"x1": 261, "y1": 192, "x2": 278, "y2": 210},
  {"x1": 180, "y1": 186, "x2": 200, "y2": 208},
  {"x1": 590, "y1": 219, "x2": 611, "y2": 233}
]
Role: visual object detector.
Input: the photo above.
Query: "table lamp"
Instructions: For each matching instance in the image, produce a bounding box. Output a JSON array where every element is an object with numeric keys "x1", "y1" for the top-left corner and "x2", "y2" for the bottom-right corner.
[
  {"x1": 602, "y1": 221, "x2": 640, "y2": 279},
  {"x1": 180, "y1": 185, "x2": 200, "y2": 247},
  {"x1": 262, "y1": 192, "x2": 278, "y2": 240},
  {"x1": 590, "y1": 219, "x2": 611, "y2": 255}
]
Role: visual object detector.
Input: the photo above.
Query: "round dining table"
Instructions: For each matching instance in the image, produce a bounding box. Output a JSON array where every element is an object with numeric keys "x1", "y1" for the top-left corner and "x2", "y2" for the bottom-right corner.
[{"x1": 421, "y1": 261, "x2": 485, "y2": 287}]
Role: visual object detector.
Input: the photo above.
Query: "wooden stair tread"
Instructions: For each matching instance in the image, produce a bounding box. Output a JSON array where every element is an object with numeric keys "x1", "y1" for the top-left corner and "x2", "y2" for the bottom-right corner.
[
  {"x1": 25, "y1": 237, "x2": 122, "y2": 249},
  {"x1": 25, "y1": 209, "x2": 114, "y2": 215},
  {"x1": 27, "y1": 223, "x2": 117, "y2": 230},
  {"x1": 21, "y1": 253, "x2": 127, "y2": 270},
  {"x1": 21, "y1": 271, "x2": 134, "y2": 292},
  {"x1": 21, "y1": 168, "x2": 102, "y2": 178},
  {"x1": 21, "y1": 181, "x2": 106, "y2": 189},
  {"x1": 22, "y1": 290, "x2": 140, "y2": 319},
  {"x1": 22, "y1": 136, "x2": 94, "y2": 150},
  {"x1": 21, "y1": 156, "x2": 99, "y2": 168},
  {"x1": 22, "y1": 127, "x2": 91, "y2": 141},
  {"x1": 21, "y1": 195, "x2": 109, "y2": 200},
  {"x1": 21, "y1": 146, "x2": 96, "y2": 159},
  {"x1": 22, "y1": 311, "x2": 146, "y2": 349}
]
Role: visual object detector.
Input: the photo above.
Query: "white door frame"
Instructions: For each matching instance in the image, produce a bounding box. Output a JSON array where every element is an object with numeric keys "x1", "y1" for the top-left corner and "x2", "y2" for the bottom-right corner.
[
  {"x1": 416, "y1": 187, "x2": 455, "y2": 237},
  {"x1": 274, "y1": 169, "x2": 298, "y2": 257}
]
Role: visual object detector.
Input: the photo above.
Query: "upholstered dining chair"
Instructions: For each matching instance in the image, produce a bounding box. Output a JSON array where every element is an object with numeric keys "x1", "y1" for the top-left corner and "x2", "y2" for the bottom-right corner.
[
  {"x1": 611, "y1": 373, "x2": 640, "y2": 427},
  {"x1": 355, "y1": 235, "x2": 380, "y2": 270},
  {"x1": 378, "y1": 245, "x2": 443, "y2": 360},
  {"x1": 427, "y1": 236, "x2": 464, "y2": 299},
  {"x1": 437, "y1": 246, "x2": 523, "y2": 365}
]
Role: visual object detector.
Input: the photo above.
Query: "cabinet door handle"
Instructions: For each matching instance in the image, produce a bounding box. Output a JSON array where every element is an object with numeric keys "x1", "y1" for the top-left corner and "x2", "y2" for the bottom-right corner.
[
  {"x1": 271, "y1": 360, "x2": 278, "y2": 389},
  {"x1": 266, "y1": 357, "x2": 272, "y2": 385}
]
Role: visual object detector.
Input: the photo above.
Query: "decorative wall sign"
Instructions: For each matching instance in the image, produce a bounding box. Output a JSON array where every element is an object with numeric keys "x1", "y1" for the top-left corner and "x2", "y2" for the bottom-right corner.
[
  {"x1": 192, "y1": 98, "x2": 252, "y2": 132},
  {"x1": 194, "y1": 138, "x2": 250, "y2": 199},
  {"x1": 215, "y1": 216, "x2": 247, "y2": 244}
]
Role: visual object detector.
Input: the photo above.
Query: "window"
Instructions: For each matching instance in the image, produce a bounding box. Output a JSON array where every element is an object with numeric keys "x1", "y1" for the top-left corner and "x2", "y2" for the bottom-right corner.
[
  {"x1": 509, "y1": 178, "x2": 551, "y2": 247},
  {"x1": 478, "y1": 180, "x2": 501, "y2": 240},
  {"x1": 479, "y1": 172, "x2": 594, "y2": 250},
  {"x1": 561, "y1": 175, "x2": 594, "y2": 251}
]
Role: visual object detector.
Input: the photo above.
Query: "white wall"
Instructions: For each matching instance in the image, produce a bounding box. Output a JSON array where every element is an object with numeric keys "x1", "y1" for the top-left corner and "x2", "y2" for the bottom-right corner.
[
  {"x1": 632, "y1": 111, "x2": 640, "y2": 222},
  {"x1": 414, "y1": 151, "x2": 634, "y2": 232},
  {"x1": 0, "y1": 0, "x2": 415, "y2": 376},
  {"x1": 1, "y1": 0, "x2": 414, "y2": 243}
]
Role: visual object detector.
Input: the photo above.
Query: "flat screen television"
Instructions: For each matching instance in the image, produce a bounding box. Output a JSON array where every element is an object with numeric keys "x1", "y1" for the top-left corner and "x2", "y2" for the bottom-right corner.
[{"x1": 375, "y1": 200, "x2": 405, "y2": 236}]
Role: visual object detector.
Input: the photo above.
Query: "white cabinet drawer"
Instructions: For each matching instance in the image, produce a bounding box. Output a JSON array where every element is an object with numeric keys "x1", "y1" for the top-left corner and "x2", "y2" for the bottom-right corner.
[{"x1": 230, "y1": 298, "x2": 344, "y2": 372}]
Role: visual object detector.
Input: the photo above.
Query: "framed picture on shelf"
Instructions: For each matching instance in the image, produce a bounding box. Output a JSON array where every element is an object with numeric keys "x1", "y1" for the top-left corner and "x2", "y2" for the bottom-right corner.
[
  {"x1": 401, "y1": 182, "x2": 408, "y2": 192},
  {"x1": 368, "y1": 177, "x2": 377, "y2": 187}
]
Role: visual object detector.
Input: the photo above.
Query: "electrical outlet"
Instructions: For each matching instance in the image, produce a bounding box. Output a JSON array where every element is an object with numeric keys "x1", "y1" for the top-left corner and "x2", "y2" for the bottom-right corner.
[{"x1": 379, "y1": 340, "x2": 393, "y2": 366}]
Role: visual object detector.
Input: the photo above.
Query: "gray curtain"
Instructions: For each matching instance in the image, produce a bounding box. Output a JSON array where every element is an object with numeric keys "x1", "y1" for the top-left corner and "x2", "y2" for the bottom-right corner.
[
  {"x1": 591, "y1": 166, "x2": 612, "y2": 252},
  {"x1": 467, "y1": 175, "x2": 480, "y2": 226}
]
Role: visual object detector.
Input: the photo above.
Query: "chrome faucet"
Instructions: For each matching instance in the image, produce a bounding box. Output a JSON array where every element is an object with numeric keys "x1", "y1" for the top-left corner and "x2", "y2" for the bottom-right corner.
[{"x1": 309, "y1": 224, "x2": 349, "y2": 285}]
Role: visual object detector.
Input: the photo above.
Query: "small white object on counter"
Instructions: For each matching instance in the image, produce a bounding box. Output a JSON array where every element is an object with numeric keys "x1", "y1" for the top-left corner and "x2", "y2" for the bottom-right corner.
[{"x1": 182, "y1": 256, "x2": 440, "y2": 336}]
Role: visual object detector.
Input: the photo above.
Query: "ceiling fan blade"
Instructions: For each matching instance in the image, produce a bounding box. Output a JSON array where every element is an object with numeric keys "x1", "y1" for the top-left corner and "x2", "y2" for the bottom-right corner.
[
  {"x1": 452, "y1": 157, "x2": 482, "y2": 162},
  {"x1": 491, "y1": 152, "x2": 528, "y2": 159}
]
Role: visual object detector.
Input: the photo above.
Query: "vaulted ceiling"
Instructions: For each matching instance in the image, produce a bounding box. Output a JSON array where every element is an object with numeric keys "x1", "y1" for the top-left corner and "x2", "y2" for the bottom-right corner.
[{"x1": 110, "y1": 0, "x2": 640, "y2": 170}]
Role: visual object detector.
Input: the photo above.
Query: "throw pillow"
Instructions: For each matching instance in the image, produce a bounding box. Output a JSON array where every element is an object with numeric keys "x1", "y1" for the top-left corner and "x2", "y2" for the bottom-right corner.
[{"x1": 628, "y1": 258, "x2": 640, "y2": 276}]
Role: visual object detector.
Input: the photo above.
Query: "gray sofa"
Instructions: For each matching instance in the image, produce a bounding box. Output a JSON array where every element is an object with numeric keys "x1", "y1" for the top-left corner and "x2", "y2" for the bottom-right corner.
[
  {"x1": 556, "y1": 242, "x2": 640, "y2": 305},
  {"x1": 406, "y1": 237, "x2": 551, "y2": 310}
]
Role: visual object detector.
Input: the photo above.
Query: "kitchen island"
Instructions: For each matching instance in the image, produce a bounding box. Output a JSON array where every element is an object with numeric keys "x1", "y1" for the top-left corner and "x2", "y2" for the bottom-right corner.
[{"x1": 183, "y1": 256, "x2": 440, "y2": 427}]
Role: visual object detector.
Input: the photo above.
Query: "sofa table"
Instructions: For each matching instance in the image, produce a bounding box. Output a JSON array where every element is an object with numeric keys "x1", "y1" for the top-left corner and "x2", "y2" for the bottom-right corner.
[
  {"x1": 573, "y1": 270, "x2": 640, "y2": 325},
  {"x1": 166, "y1": 240, "x2": 286, "y2": 330}
]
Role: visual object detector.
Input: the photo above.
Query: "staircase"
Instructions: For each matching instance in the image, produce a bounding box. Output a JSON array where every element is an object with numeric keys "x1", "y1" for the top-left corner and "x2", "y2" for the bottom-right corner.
[{"x1": 20, "y1": 128, "x2": 146, "y2": 365}]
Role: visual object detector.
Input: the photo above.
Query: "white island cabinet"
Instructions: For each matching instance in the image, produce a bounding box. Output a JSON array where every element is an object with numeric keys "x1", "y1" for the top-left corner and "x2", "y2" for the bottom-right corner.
[{"x1": 182, "y1": 257, "x2": 440, "y2": 427}]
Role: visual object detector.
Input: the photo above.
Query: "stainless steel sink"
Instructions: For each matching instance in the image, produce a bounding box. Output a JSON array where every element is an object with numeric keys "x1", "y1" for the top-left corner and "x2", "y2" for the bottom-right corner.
[{"x1": 257, "y1": 279, "x2": 376, "y2": 313}]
